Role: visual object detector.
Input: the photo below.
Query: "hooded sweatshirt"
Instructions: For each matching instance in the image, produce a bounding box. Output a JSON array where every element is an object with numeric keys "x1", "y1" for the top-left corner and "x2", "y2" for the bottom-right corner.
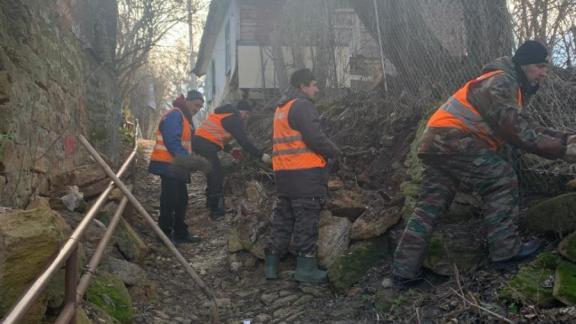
[
  {"x1": 274, "y1": 88, "x2": 340, "y2": 198},
  {"x1": 419, "y1": 56, "x2": 568, "y2": 159}
]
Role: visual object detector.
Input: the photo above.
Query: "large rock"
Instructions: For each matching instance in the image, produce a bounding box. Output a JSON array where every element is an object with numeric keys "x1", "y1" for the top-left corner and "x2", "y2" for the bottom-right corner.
[
  {"x1": 49, "y1": 163, "x2": 113, "y2": 203},
  {"x1": 500, "y1": 252, "x2": 560, "y2": 307},
  {"x1": 527, "y1": 193, "x2": 576, "y2": 234},
  {"x1": 318, "y1": 210, "x2": 352, "y2": 268},
  {"x1": 96, "y1": 203, "x2": 149, "y2": 262},
  {"x1": 228, "y1": 180, "x2": 271, "y2": 258},
  {"x1": 558, "y1": 231, "x2": 576, "y2": 262},
  {"x1": 351, "y1": 206, "x2": 401, "y2": 240},
  {"x1": 105, "y1": 257, "x2": 148, "y2": 287},
  {"x1": 328, "y1": 236, "x2": 390, "y2": 290},
  {"x1": 234, "y1": 209, "x2": 268, "y2": 259},
  {"x1": 423, "y1": 221, "x2": 486, "y2": 276},
  {"x1": 554, "y1": 261, "x2": 576, "y2": 305},
  {"x1": 0, "y1": 208, "x2": 70, "y2": 322},
  {"x1": 86, "y1": 271, "x2": 134, "y2": 324},
  {"x1": 326, "y1": 189, "x2": 366, "y2": 221}
]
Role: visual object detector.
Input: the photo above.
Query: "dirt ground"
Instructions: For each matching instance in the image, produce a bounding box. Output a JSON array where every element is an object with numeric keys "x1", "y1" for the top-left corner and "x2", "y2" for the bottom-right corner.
[{"x1": 124, "y1": 140, "x2": 576, "y2": 324}]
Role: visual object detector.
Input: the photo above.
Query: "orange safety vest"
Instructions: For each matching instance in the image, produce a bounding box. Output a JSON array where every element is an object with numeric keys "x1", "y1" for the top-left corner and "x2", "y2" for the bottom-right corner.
[
  {"x1": 195, "y1": 113, "x2": 233, "y2": 149},
  {"x1": 150, "y1": 108, "x2": 192, "y2": 163},
  {"x1": 272, "y1": 99, "x2": 327, "y2": 171},
  {"x1": 426, "y1": 70, "x2": 524, "y2": 151}
]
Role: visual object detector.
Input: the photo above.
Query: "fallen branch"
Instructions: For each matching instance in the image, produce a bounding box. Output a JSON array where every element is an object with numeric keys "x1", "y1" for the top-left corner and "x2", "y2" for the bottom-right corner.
[{"x1": 451, "y1": 264, "x2": 514, "y2": 323}]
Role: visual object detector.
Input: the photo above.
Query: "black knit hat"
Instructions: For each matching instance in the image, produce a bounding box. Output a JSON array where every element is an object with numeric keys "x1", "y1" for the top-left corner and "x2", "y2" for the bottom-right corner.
[
  {"x1": 236, "y1": 100, "x2": 252, "y2": 112},
  {"x1": 186, "y1": 90, "x2": 204, "y2": 101},
  {"x1": 512, "y1": 40, "x2": 549, "y2": 66}
]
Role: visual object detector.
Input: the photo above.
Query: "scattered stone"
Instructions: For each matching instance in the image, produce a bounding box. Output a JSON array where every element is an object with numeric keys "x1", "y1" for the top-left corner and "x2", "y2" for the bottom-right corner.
[
  {"x1": 293, "y1": 295, "x2": 313, "y2": 306},
  {"x1": 381, "y1": 278, "x2": 393, "y2": 288},
  {"x1": 86, "y1": 271, "x2": 134, "y2": 323},
  {"x1": 228, "y1": 227, "x2": 244, "y2": 253},
  {"x1": 558, "y1": 231, "x2": 576, "y2": 262},
  {"x1": 0, "y1": 208, "x2": 70, "y2": 323},
  {"x1": 351, "y1": 206, "x2": 401, "y2": 240},
  {"x1": 26, "y1": 196, "x2": 52, "y2": 210},
  {"x1": 261, "y1": 292, "x2": 279, "y2": 305},
  {"x1": 256, "y1": 314, "x2": 272, "y2": 322},
  {"x1": 299, "y1": 286, "x2": 328, "y2": 297},
  {"x1": 97, "y1": 204, "x2": 149, "y2": 262},
  {"x1": 527, "y1": 193, "x2": 576, "y2": 234},
  {"x1": 423, "y1": 221, "x2": 486, "y2": 276},
  {"x1": 271, "y1": 294, "x2": 299, "y2": 309},
  {"x1": 318, "y1": 210, "x2": 351, "y2": 268},
  {"x1": 106, "y1": 257, "x2": 148, "y2": 286},
  {"x1": 155, "y1": 310, "x2": 170, "y2": 319},
  {"x1": 328, "y1": 235, "x2": 390, "y2": 290},
  {"x1": 500, "y1": 252, "x2": 561, "y2": 307},
  {"x1": 326, "y1": 189, "x2": 366, "y2": 221},
  {"x1": 554, "y1": 261, "x2": 576, "y2": 305},
  {"x1": 327, "y1": 178, "x2": 344, "y2": 191}
]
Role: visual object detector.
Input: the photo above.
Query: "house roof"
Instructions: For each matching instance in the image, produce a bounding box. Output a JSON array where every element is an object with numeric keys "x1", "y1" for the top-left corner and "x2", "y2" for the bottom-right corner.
[{"x1": 193, "y1": 0, "x2": 231, "y2": 77}]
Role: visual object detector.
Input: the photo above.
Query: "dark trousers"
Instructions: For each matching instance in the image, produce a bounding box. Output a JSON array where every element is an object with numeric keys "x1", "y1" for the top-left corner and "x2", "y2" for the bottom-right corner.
[
  {"x1": 266, "y1": 197, "x2": 322, "y2": 256},
  {"x1": 393, "y1": 153, "x2": 521, "y2": 279},
  {"x1": 192, "y1": 139, "x2": 223, "y2": 197},
  {"x1": 159, "y1": 176, "x2": 189, "y2": 239}
]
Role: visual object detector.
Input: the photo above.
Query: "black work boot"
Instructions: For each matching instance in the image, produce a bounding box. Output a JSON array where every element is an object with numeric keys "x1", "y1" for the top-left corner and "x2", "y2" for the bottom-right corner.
[
  {"x1": 391, "y1": 275, "x2": 423, "y2": 290},
  {"x1": 295, "y1": 256, "x2": 327, "y2": 284},
  {"x1": 492, "y1": 239, "x2": 543, "y2": 269},
  {"x1": 265, "y1": 254, "x2": 280, "y2": 280},
  {"x1": 208, "y1": 194, "x2": 226, "y2": 220}
]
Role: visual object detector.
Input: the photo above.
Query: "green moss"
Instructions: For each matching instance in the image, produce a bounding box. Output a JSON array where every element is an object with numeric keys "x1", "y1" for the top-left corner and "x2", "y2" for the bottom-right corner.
[
  {"x1": 97, "y1": 209, "x2": 148, "y2": 262},
  {"x1": 423, "y1": 225, "x2": 486, "y2": 276},
  {"x1": 499, "y1": 253, "x2": 561, "y2": 307},
  {"x1": 527, "y1": 193, "x2": 576, "y2": 234},
  {"x1": 558, "y1": 232, "x2": 576, "y2": 262},
  {"x1": 328, "y1": 236, "x2": 390, "y2": 290},
  {"x1": 400, "y1": 117, "x2": 430, "y2": 219},
  {"x1": 553, "y1": 261, "x2": 576, "y2": 305},
  {"x1": 0, "y1": 208, "x2": 70, "y2": 322},
  {"x1": 86, "y1": 272, "x2": 133, "y2": 323}
]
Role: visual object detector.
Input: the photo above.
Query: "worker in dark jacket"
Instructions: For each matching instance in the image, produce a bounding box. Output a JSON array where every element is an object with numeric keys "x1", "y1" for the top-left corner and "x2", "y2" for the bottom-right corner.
[
  {"x1": 391, "y1": 40, "x2": 576, "y2": 288},
  {"x1": 149, "y1": 90, "x2": 211, "y2": 244},
  {"x1": 265, "y1": 68, "x2": 340, "y2": 284},
  {"x1": 192, "y1": 100, "x2": 271, "y2": 219}
]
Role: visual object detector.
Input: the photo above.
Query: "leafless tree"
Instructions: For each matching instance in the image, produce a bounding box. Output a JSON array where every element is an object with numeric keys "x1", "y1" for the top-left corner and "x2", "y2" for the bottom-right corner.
[
  {"x1": 509, "y1": 0, "x2": 576, "y2": 67},
  {"x1": 115, "y1": 0, "x2": 207, "y2": 102},
  {"x1": 351, "y1": 0, "x2": 513, "y2": 92}
]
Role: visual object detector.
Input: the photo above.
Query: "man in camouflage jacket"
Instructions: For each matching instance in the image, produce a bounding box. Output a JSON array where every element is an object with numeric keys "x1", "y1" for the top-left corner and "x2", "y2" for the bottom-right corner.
[{"x1": 392, "y1": 40, "x2": 576, "y2": 286}]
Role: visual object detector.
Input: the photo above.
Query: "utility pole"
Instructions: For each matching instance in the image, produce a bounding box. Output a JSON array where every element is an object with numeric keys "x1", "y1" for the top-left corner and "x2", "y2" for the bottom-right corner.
[
  {"x1": 188, "y1": 0, "x2": 197, "y2": 88},
  {"x1": 372, "y1": 0, "x2": 388, "y2": 93}
]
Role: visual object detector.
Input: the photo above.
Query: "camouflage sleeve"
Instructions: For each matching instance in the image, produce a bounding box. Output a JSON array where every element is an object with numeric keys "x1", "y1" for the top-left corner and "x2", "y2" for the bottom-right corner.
[{"x1": 472, "y1": 73, "x2": 567, "y2": 159}]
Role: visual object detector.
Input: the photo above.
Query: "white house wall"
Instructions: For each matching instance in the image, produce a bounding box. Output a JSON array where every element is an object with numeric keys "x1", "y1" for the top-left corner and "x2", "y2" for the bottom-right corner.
[
  {"x1": 203, "y1": 0, "x2": 240, "y2": 112},
  {"x1": 237, "y1": 45, "x2": 351, "y2": 89}
]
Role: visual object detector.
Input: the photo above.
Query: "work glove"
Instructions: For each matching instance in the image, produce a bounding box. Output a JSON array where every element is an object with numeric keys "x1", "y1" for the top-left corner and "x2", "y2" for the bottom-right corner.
[
  {"x1": 261, "y1": 153, "x2": 272, "y2": 166},
  {"x1": 565, "y1": 135, "x2": 576, "y2": 163},
  {"x1": 172, "y1": 154, "x2": 212, "y2": 175}
]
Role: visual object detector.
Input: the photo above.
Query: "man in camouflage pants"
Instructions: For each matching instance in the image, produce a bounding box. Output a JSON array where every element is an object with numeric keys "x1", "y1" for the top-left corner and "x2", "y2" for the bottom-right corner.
[{"x1": 392, "y1": 40, "x2": 576, "y2": 286}]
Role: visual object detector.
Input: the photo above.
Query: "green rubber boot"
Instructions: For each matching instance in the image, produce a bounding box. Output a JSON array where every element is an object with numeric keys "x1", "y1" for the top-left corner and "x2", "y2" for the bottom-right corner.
[
  {"x1": 265, "y1": 254, "x2": 280, "y2": 279},
  {"x1": 294, "y1": 256, "x2": 327, "y2": 283}
]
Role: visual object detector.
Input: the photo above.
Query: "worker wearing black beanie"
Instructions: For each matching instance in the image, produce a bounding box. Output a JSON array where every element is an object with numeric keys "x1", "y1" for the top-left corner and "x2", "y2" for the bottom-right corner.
[
  {"x1": 390, "y1": 39, "x2": 576, "y2": 289},
  {"x1": 512, "y1": 40, "x2": 549, "y2": 66}
]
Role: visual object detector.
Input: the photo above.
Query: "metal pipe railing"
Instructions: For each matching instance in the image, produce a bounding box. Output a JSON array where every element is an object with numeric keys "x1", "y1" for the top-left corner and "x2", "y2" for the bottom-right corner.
[
  {"x1": 55, "y1": 190, "x2": 131, "y2": 324},
  {"x1": 2, "y1": 137, "x2": 138, "y2": 324},
  {"x1": 77, "y1": 135, "x2": 221, "y2": 323}
]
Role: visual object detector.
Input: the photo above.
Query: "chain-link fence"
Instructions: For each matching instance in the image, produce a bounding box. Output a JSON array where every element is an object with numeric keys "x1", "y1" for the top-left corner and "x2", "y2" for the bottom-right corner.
[{"x1": 349, "y1": 0, "x2": 576, "y2": 194}]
